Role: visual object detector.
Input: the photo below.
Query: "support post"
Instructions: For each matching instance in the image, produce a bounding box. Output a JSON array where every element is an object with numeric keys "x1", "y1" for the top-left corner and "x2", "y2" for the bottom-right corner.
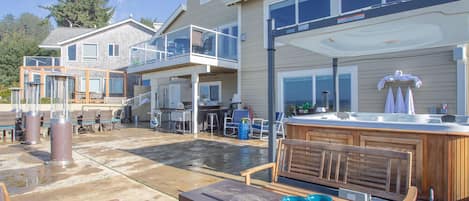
[
  {"x1": 85, "y1": 70, "x2": 90, "y2": 104},
  {"x1": 267, "y1": 19, "x2": 277, "y2": 166},
  {"x1": 19, "y1": 67, "x2": 24, "y2": 99},
  {"x1": 192, "y1": 73, "x2": 199, "y2": 136},
  {"x1": 105, "y1": 71, "x2": 110, "y2": 98},
  {"x1": 332, "y1": 58, "x2": 338, "y2": 112},
  {"x1": 74, "y1": 75, "x2": 79, "y2": 103},
  {"x1": 40, "y1": 68, "x2": 45, "y2": 98},
  {"x1": 455, "y1": 45, "x2": 467, "y2": 115},
  {"x1": 123, "y1": 72, "x2": 128, "y2": 98}
]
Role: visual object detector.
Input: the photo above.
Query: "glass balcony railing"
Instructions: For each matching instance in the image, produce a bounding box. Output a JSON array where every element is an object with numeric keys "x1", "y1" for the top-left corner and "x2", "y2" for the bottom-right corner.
[
  {"x1": 130, "y1": 25, "x2": 238, "y2": 68},
  {"x1": 24, "y1": 56, "x2": 60, "y2": 67}
]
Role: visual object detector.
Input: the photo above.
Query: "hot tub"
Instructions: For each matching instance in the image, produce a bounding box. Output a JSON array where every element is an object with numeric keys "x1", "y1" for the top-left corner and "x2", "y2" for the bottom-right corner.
[{"x1": 286, "y1": 112, "x2": 469, "y2": 200}]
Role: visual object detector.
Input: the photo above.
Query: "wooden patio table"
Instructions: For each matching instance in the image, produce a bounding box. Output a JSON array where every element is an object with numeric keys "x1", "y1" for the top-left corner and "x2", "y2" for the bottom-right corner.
[{"x1": 178, "y1": 180, "x2": 344, "y2": 201}]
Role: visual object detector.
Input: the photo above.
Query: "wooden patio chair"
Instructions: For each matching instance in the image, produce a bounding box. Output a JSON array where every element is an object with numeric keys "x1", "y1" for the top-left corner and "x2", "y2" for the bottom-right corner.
[
  {"x1": 0, "y1": 112, "x2": 16, "y2": 142},
  {"x1": 0, "y1": 183, "x2": 10, "y2": 201}
]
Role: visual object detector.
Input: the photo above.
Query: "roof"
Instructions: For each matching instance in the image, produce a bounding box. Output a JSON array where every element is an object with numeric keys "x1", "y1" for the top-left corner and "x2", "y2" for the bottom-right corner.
[
  {"x1": 155, "y1": 4, "x2": 187, "y2": 35},
  {"x1": 58, "y1": 18, "x2": 156, "y2": 45},
  {"x1": 40, "y1": 18, "x2": 156, "y2": 48},
  {"x1": 39, "y1": 27, "x2": 95, "y2": 48}
]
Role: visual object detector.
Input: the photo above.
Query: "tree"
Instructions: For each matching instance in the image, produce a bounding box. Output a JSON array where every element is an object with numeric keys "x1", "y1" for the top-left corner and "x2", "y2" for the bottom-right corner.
[
  {"x1": 0, "y1": 13, "x2": 53, "y2": 88},
  {"x1": 41, "y1": 0, "x2": 115, "y2": 28},
  {"x1": 139, "y1": 17, "x2": 155, "y2": 28}
]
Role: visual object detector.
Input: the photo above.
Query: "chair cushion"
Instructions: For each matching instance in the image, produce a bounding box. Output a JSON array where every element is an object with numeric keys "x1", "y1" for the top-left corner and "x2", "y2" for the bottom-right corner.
[
  {"x1": 252, "y1": 124, "x2": 263, "y2": 130},
  {"x1": 225, "y1": 122, "x2": 239, "y2": 127}
]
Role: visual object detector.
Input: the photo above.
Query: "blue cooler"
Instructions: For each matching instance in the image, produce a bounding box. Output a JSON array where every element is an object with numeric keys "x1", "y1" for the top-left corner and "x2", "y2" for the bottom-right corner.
[{"x1": 238, "y1": 118, "x2": 250, "y2": 140}]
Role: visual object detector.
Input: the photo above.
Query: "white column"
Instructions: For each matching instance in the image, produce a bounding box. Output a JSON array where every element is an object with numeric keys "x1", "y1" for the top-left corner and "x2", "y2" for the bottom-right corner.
[
  {"x1": 455, "y1": 45, "x2": 467, "y2": 115},
  {"x1": 192, "y1": 73, "x2": 199, "y2": 136},
  {"x1": 150, "y1": 78, "x2": 158, "y2": 118}
]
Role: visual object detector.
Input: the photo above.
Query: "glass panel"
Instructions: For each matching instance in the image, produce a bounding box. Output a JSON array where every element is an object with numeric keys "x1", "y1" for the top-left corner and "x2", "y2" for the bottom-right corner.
[
  {"x1": 339, "y1": 74, "x2": 352, "y2": 112},
  {"x1": 341, "y1": 0, "x2": 382, "y2": 13},
  {"x1": 80, "y1": 77, "x2": 86, "y2": 92},
  {"x1": 232, "y1": 26, "x2": 238, "y2": 37},
  {"x1": 167, "y1": 27, "x2": 190, "y2": 58},
  {"x1": 83, "y1": 44, "x2": 97, "y2": 61},
  {"x1": 200, "y1": 85, "x2": 210, "y2": 101},
  {"x1": 68, "y1": 45, "x2": 76, "y2": 61},
  {"x1": 192, "y1": 27, "x2": 216, "y2": 57},
  {"x1": 270, "y1": 0, "x2": 295, "y2": 28},
  {"x1": 299, "y1": 0, "x2": 330, "y2": 23},
  {"x1": 33, "y1": 74, "x2": 41, "y2": 84},
  {"x1": 45, "y1": 75, "x2": 52, "y2": 98},
  {"x1": 89, "y1": 78, "x2": 101, "y2": 93},
  {"x1": 218, "y1": 34, "x2": 237, "y2": 61},
  {"x1": 110, "y1": 77, "x2": 124, "y2": 94},
  {"x1": 315, "y1": 75, "x2": 333, "y2": 109},
  {"x1": 209, "y1": 85, "x2": 219, "y2": 101},
  {"x1": 108, "y1": 44, "x2": 114, "y2": 56},
  {"x1": 283, "y1": 77, "x2": 312, "y2": 114}
]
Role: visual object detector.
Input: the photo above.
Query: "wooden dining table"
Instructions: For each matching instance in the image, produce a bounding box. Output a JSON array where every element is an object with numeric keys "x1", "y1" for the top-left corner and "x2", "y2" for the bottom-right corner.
[{"x1": 179, "y1": 180, "x2": 284, "y2": 201}]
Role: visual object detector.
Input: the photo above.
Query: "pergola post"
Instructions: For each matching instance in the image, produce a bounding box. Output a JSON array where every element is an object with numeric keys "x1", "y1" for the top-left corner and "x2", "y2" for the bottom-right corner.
[
  {"x1": 123, "y1": 72, "x2": 128, "y2": 98},
  {"x1": 40, "y1": 68, "x2": 45, "y2": 98},
  {"x1": 105, "y1": 71, "x2": 110, "y2": 98},
  {"x1": 192, "y1": 73, "x2": 199, "y2": 137},
  {"x1": 85, "y1": 70, "x2": 90, "y2": 104},
  {"x1": 267, "y1": 18, "x2": 277, "y2": 166},
  {"x1": 74, "y1": 75, "x2": 79, "y2": 103},
  {"x1": 19, "y1": 67, "x2": 24, "y2": 98}
]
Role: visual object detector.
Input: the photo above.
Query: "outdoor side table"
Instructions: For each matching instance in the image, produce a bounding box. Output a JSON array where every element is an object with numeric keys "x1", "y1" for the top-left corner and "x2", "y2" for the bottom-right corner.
[{"x1": 179, "y1": 180, "x2": 283, "y2": 201}]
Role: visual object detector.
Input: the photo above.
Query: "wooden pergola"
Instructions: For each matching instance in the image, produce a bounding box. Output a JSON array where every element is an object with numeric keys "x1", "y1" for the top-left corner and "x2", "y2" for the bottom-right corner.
[{"x1": 19, "y1": 66, "x2": 127, "y2": 104}]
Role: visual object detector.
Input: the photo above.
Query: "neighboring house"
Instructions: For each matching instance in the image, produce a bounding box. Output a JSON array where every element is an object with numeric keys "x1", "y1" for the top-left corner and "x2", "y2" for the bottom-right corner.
[
  {"x1": 21, "y1": 18, "x2": 156, "y2": 103},
  {"x1": 128, "y1": 0, "x2": 469, "y2": 130}
]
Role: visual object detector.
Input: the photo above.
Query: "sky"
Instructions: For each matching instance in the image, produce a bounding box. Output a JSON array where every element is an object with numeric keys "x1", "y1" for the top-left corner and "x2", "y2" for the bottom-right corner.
[{"x1": 0, "y1": 0, "x2": 186, "y2": 25}]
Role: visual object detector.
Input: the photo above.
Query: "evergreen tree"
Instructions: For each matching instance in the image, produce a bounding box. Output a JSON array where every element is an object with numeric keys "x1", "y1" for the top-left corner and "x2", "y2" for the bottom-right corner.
[{"x1": 41, "y1": 0, "x2": 115, "y2": 28}]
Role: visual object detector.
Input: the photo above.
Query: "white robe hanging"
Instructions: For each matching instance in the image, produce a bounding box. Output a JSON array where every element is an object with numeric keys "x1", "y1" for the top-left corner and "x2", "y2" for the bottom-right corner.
[
  {"x1": 384, "y1": 87, "x2": 395, "y2": 113},
  {"x1": 395, "y1": 87, "x2": 406, "y2": 113},
  {"x1": 405, "y1": 86, "x2": 415, "y2": 115}
]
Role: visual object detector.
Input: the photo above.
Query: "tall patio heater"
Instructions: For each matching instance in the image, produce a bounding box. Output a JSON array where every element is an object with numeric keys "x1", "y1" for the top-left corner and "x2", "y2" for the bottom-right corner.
[
  {"x1": 10, "y1": 87, "x2": 23, "y2": 139},
  {"x1": 24, "y1": 82, "x2": 41, "y2": 145},
  {"x1": 48, "y1": 74, "x2": 73, "y2": 166}
]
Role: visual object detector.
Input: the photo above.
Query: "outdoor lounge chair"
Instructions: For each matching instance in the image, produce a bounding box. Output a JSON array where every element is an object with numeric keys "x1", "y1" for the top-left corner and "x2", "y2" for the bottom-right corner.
[
  {"x1": 251, "y1": 112, "x2": 285, "y2": 140},
  {"x1": 0, "y1": 112, "x2": 16, "y2": 142},
  {"x1": 98, "y1": 110, "x2": 113, "y2": 132},
  {"x1": 81, "y1": 110, "x2": 99, "y2": 132},
  {"x1": 0, "y1": 182, "x2": 10, "y2": 201},
  {"x1": 223, "y1": 109, "x2": 249, "y2": 136}
]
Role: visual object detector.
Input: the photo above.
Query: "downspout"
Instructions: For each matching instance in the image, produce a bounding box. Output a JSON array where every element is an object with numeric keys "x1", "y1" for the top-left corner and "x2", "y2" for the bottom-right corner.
[{"x1": 267, "y1": 19, "x2": 276, "y2": 166}]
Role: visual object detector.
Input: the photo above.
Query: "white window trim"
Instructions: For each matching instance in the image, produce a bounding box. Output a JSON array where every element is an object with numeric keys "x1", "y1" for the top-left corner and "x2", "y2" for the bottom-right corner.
[
  {"x1": 82, "y1": 43, "x2": 98, "y2": 62},
  {"x1": 277, "y1": 66, "x2": 358, "y2": 113},
  {"x1": 108, "y1": 43, "x2": 120, "y2": 57},
  {"x1": 80, "y1": 77, "x2": 103, "y2": 93},
  {"x1": 199, "y1": 81, "x2": 222, "y2": 102},
  {"x1": 66, "y1": 44, "x2": 77, "y2": 62}
]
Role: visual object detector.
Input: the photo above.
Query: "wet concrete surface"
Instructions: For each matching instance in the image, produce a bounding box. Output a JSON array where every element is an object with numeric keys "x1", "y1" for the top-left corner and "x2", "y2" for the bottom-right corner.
[{"x1": 0, "y1": 126, "x2": 270, "y2": 200}]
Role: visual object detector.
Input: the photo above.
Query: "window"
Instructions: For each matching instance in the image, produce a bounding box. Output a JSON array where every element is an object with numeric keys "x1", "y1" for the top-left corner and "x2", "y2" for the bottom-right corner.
[
  {"x1": 299, "y1": 0, "x2": 330, "y2": 23},
  {"x1": 199, "y1": 81, "x2": 221, "y2": 103},
  {"x1": 279, "y1": 67, "x2": 357, "y2": 114},
  {"x1": 341, "y1": 0, "x2": 382, "y2": 13},
  {"x1": 142, "y1": 80, "x2": 151, "y2": 86},
  {"x1": 68, "y1": 44, "x2": 76, "y2": 61},
  {"x1": 104, "y1": 77, "x2": 124, "y2": 95},
  {"x1": 80, "y1": 77, "x2": 102, "y2": 93},
  {"x1": 83, "y1": 44, "x2": 98, "y2": 61},
  {"x1": 108, "y1": 44, "x2": 119, "y2": 57},
  {"x1": 269, "y1": 0, "x2": 295, "y2": 28}
]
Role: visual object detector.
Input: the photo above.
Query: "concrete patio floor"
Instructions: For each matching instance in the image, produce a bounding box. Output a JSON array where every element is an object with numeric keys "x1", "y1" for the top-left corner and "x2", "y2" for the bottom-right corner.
[{"x1": 0, "y1": 127, "x2": 270, "y2": 201}]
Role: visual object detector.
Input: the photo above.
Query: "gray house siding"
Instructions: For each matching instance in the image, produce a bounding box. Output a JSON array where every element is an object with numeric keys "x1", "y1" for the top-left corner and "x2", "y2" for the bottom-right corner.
[
  {"x1": 240, "y1": 0, "x2": 459, "y2": 118},
  {"x1": 60, "y1": 23, "x2": 154, "y2": 70}
]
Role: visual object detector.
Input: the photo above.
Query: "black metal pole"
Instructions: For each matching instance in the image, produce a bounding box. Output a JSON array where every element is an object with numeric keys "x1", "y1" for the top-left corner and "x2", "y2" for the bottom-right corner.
[
  {"x1": 332, "y1": 58, "x2": 338, "y2": 112},
  {"x1": 267, "y1": 19, "x2": 276, "y2": 165}
]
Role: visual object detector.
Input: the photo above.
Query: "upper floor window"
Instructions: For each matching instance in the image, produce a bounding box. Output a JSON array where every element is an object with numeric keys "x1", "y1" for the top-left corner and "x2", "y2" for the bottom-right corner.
[
  {"x1": 83, "y1": 43, "x2": 98, "y2": 62},
  {"x1": 341, "y1": 0, "x2": 382, "y2": 13},
  {"x1": 108, "y1": 44, "x2": 119, "y2": 57},
  {"x1": 269, "y1": 0, "x2": 295, "y2": 28},
  {"x1": 68, "y1": 44, "x2": 76, "y2": 61},
  {"x1": 299, "y1": 0, "x2": 330, "y2": 23}
]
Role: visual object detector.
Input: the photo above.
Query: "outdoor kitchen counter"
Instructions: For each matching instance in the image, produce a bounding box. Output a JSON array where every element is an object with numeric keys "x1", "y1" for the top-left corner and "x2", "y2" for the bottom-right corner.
[{"x1": 286, "y1": 113, "x2": 469, "y2": 201}]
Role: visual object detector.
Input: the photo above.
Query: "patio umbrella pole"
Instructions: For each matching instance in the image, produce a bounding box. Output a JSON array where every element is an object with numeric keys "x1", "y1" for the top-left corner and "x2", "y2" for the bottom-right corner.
[
  {"x1": 267, "y1": 18, "x2": 277, "y2": 168},
  {"x1": 333, "y1": 58, "x2": 338, "y2": 112}
]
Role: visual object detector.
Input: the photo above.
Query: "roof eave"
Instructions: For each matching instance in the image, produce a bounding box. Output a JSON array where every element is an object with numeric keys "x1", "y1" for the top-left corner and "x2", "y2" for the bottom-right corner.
[
  {"x1": 38, "y1": 45, "x2": 61, "y2": 49},
  {"x1": 155, "y1": 4, "x2": 187, "y2": 35}
]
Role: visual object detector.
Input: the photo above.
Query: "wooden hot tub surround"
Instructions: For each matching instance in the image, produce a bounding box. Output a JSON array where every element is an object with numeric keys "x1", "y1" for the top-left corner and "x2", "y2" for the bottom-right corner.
[{"x1": 286, "y1": 122, "x2": 469, "y2": 201}]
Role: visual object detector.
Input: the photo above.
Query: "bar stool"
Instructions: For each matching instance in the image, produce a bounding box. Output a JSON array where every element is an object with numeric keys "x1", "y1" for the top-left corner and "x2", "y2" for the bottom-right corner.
[{"x1": 206, "y1": 112, "x2": 219, "y2": 136}]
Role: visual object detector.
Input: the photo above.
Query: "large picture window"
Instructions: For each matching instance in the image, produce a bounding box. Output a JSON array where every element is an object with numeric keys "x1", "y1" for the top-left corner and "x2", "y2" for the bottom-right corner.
[
  {"x1": 199, "y1": 81, "x2": 221, "y2": 103},
  {"x1": 83, "y1": 44, "x2": 98, "y2": 62},
  {"x1": 279, "y1": 67, "x2": 357, "y2": 115},
  {"x1": 269, "y1": 0, "x2": 295, "y2": 28}
]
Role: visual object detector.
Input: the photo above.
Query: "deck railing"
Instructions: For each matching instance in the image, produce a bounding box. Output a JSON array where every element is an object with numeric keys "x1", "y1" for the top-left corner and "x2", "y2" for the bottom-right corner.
[
  {"x1": 130, "y1": 25, "x2": 238, "y2": 67},
  {"x1": 23, "y1": 56, "x2": 60, "y2": 67}
]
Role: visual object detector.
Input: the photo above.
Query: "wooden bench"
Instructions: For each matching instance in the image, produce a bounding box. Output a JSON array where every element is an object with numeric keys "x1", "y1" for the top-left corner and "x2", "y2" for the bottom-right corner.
[
  {"x1": 0, "y1": 183, "x2": 10, "y2": 201},
  {"x1": 241, "y1": 139, "x2": 418, "y2": 201},
  {"x1": 0, "y1": 112, "x2": 17, "y2": 142},
  {"x1": 81, "y1": 110, "x2": 99, "y2": 132},
  {"x1": 98, "y1": 110, "x2": 113, "y2": 132}
]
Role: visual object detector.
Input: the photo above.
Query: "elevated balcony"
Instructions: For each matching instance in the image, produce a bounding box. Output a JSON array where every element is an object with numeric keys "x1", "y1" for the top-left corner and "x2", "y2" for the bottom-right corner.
[
  {"x1": 24, "y1": 56, "x2": 61, "y2": 67},
  {"x1": 128, "y1": 25, "x2": 239, "y2": 74}
]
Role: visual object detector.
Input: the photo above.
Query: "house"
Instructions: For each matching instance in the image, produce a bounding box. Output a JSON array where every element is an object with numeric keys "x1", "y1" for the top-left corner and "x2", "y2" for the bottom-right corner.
[
  {"x1": 21, "y1": 18, "x2": 156, "y2": 103},
  {"x1": 129, "y1": 0, "x2": 469, "y2": 131}
]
